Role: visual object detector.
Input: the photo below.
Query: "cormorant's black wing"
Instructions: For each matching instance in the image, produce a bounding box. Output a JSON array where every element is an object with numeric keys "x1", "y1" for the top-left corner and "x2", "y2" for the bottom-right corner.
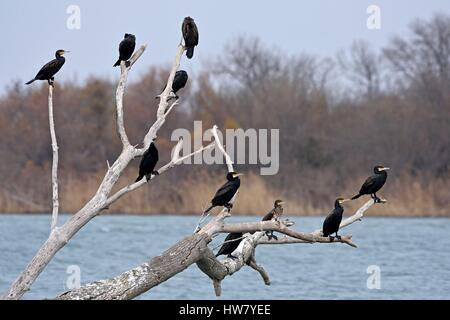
[
  {"x1": 322, "y1": 208, "x2": 343, "y2": 236},
  {"x1": 138, "y1": 144, "x2": 159, "y2": 178},
  {"x1": 35, "y1": 59, "x2": 64, "y2": 79},
  {"x1": 216, "y1": 233, "x2": 243, "y2": 257},
  {"x1": 211, "y1": 180, "x2": 238, "y2": 203},
  {"x1": 359, "y1": 175, "x2": 377, "y2": 193},
  {"x1": 119, "y1": 38, "x2": 136, "y2": 60},
  {"x1": 172, "y1": 71, "x2": 188, "y2": 92},
  {"x1": 190, "y1": 23, "x2": 199, "y2": 45},
  {"x1": 262, "y1": 208, "x2": 275, "y2": 221}
]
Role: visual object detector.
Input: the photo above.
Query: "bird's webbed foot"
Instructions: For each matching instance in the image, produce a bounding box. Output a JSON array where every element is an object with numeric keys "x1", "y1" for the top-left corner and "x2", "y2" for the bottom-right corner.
[
  {"x1": 329, "y1": 236, "x2": 335, "y2": 242},
  {"x1": 125, "y1": 60, "x2": 131, "y2": 68},
  {"x1": 335, "y1": 235, "x2": 342, "y2": 241},
  {"x1": 48, "y1": 78, "x2": 55, "y2": 86},
  {"x1": 266, "y1": 231, "x2": 277, "y2": 241},
  {"x1": 224, "y1": 203, "x2": 233, "y2": 212},
  {"x1": 145, "y1": 171, "x2": 160, "y2": 181},
  {"x1": 373, "y1": 195, "x2": 382, "y2": 203}
]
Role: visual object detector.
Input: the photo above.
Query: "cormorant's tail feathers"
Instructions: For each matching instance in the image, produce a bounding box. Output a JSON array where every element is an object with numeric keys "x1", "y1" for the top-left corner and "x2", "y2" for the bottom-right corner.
[
  {"x1": 135, "y1": 175, "x2": 144, "y2": 183},
  {"x1": 351, "y1": 193, "x2": 362, "y2": 200},
  {"x1": 113, "y1": 59, "x2": 121, "y2": 67},
  {"x1": 186, "y1": 47, "x2": 194, "y2": 59},
  {"x1": 204, "y1": 204, "x2": 214, "y2": 214},
  {"x1": 25, "y1": 79, "x2": 36, "y2": 85}
]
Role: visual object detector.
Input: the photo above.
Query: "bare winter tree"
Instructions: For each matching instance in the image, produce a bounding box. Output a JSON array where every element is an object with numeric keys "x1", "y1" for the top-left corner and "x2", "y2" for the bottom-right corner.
[
  {"x1": 2, "y1": 28, "x2": 386, "y2": 301},
  {"x1": 337, "y1": 39, "x2": 381, "y2": 100},
  {"x1": 383, "y1": 13, "x2": 450, "y2": 106}
]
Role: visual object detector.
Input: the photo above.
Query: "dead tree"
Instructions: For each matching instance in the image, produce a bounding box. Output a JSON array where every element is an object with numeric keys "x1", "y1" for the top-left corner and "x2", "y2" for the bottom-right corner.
[
  {"x1": 2, "y1": 30, "x2": 385, "y2": 301},
  {"x1": 55, "y1": 127, "x2": 378, "y2": 300}
]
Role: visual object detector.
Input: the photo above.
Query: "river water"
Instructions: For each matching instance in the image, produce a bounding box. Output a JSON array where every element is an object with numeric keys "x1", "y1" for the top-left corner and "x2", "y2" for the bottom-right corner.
[{"x1": 0, "y1": 214, "x2": 449, "y2": 299}]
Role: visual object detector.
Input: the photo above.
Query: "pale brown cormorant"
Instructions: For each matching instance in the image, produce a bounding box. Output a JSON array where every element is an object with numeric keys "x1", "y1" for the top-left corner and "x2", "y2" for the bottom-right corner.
[
  {"x1": 25, "y1": 50, "x2": 68, "y2": 85},
  {"x1": 322, "y1": 198, "x2": 349, "y2": 240},
  {"x1": 182, "y1": 17, "x2": 199, "y2": 59},
  {"x1": 351, "y1": 165, "x2": 389, "y2": 202},
  {"x1": 216, "y1": 232, "x2": 243, "y2": 258},
  {"x1": 204, "y1": 172, "x2": 242, "y2": 213},
  {"x1": 262, "y1": 200, "x2": 285, "y2": 240},
  {"x1": 114, "y1": 33, "x2": 136, "y2": 67},
  {"x1": 135, "y1": 140, "x2": 159, "y2": 182}
]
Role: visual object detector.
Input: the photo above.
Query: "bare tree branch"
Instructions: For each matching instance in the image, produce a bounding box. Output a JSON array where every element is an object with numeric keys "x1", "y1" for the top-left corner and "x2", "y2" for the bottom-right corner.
[
  {"x1": 103, "y1": 141, "x2": 215, "y2": 208},
  {"x1": 48, "y1": 85, "x2": 59, "y2": 231},
  {"x1": 246, "y1": 252, "x2": 270, "y2": 285},
  {"x1": 1, "y1": 41, "x2": 188, "y2": 300}
]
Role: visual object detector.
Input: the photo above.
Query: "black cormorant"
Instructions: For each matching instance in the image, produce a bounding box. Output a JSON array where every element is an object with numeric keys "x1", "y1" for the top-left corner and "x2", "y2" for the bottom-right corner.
[
  {"x1": 182, "y1": 17, "x2": 199, "y2": 59},
  {"x1": 204, "y1": 172, "x2": 242, "y2": 213},
  {"x1": 114, "y1": 33, "x2": 136, "y2": 67},
  {"x1": 351, "y1": 165, "x2": 390, "y2": 202},
  {"x1": 172, "y1": 70, "x2": 188, "y2": 98},
  {"x1": 157, "y1": 70, "x2": 189, "y2": 100},
  {"x1": 215, "y1": 232, "x2": 243, "y2": 258},
  {"x1": 135, "y1": 140, "x2": 159, "y2": 182},
  {"x1": 262, "y1": 200, "x2": 285, "y2": 240},
  {"x1": 322, "y1": 198, "x2": 349, "y2": 240},
  {"x1": 25, "y1": 50, "x2": 68, "y2": 85}
]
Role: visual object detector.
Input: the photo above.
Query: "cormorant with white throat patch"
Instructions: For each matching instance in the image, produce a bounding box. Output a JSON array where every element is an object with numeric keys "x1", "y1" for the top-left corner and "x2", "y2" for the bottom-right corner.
[
  {"x1": 25, "y1": 50, "x2": 69, "y2": 85},
  {"x1": 322, "y1": 197, "x2": 349, "y2": 240},
  {"x1": 351, "y1": 165, "x2": 389, "y2": 202},
  {"x1": 204, "y1": 172, "x2": 242, "y2": 213}
]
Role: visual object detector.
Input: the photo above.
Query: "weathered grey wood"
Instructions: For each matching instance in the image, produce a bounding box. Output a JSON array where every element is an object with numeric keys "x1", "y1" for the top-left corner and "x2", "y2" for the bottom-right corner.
[
  {"x1": 246, "y1": 252, "x2": 270, "y2": 285},
  {"x1": 56, "y1": 233, "x2": 211, "y2": 300},
  {"x1": 48, "y1": 85, "x2": 59, "y2": 230}
]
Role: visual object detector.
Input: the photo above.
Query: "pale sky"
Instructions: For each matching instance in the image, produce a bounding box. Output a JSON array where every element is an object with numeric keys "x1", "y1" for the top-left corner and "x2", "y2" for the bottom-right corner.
[{"x1": 0, "y1": 0, "x2": 449, "y2": 92}]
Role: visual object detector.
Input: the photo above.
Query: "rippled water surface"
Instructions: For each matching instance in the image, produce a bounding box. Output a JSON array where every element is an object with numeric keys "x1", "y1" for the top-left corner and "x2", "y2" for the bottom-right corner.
[{"x1": 1, "y1": 214, "x2": 449, "y2": 299}]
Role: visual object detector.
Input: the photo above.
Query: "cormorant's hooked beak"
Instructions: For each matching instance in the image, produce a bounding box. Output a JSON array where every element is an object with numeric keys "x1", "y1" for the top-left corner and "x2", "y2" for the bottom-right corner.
[
  {"x1": 381, "y1": 167, "x2": 390, "y2": 171},
  {"x1": 279, "y1": 201, "x2": 286, "y2": 205},
  {"x1": 233, "y1": 173, "x2": 244, "y2": 178},
  {"x1": 340, "y1": 199, "x2": 350, "y2": 204},
  {"x1": 61, "y1": 50, "x2": 70, "y2": 56}
]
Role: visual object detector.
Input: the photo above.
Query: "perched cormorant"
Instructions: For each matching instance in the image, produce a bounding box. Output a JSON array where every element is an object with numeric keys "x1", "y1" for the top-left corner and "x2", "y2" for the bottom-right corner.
[
  {"x1": 113, "y1": 33, "x2": 136, "y2": 67},
  {"x1": 215, "y1": 232, "x2": 243, "y2": 258},
  {"x1": 25, "y1": 50, "x2": 68, "y2": 85},
  {"x1": 322, "y1": 198, "x2": 349, "y2": 240},
  {"x1": 182, "y1": 17, "x2": 199, "y2": 59},
  {"x1": 204, "y1": 172, "x2": 242, "y2": 213},
  {"x1": 262, "y1": 200, "x2": 285, "y2": 240},
  {"x1": 135, "y1": 140, "x2": 159, "y2": 182},
  {"x1": 351, "y1": 165, "x2": 390, "y2": 202},
  {"x1": 172, "y1": 70, "x2": 188, "y2": 98},
  {"x1": 157, "y1": 70, "x2": 189, "y2": 100}
]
